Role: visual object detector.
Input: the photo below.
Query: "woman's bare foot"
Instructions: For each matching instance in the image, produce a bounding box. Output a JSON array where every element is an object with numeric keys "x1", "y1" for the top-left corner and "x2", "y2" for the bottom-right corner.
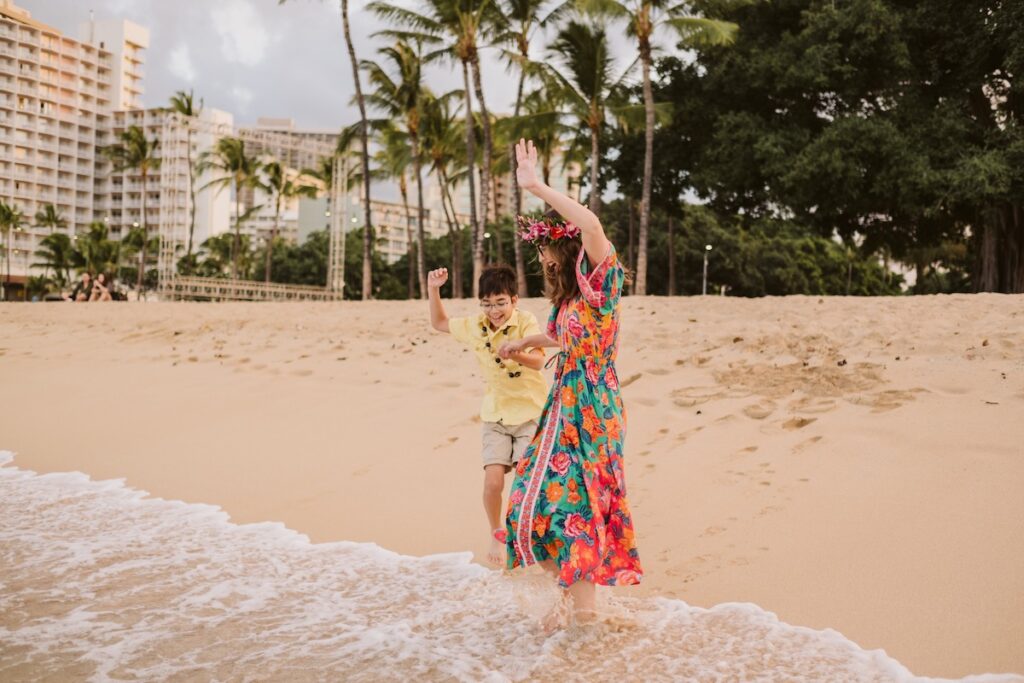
[
  {"x1": 540, "y1": 597, "x2": 568, "y2": 634},
  {"x1": 487, "y1": 537, "x2": 505, "y2": 566}
]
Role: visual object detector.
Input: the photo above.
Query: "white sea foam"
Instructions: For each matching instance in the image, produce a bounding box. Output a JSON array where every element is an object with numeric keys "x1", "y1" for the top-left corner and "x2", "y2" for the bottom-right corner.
[{"x1": 1, "y1": 450, "x2": 1020, "y2": 683}]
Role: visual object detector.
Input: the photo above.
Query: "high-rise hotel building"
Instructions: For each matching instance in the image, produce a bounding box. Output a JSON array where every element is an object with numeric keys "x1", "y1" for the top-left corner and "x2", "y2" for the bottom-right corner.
[{"x1": 0, "y1": 0, "x2": 147, "y2": 287}]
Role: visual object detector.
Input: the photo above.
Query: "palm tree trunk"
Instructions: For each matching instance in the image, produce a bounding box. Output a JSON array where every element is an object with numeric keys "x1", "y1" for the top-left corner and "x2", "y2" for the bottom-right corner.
[
  {"x1": 627, "y1": 198, "x2": 635, "y2": 294},
  {"x1": 470, "y1": 56, "x2": 493, "y2": 294},
  {"x1": 266, "y1": 195, "x2": 280, "y2": 283},
  {"x1": 232, "y1": 178, "x2": 241, "y2": 280},
  {"x1": 437, "y1": 168, "x2": 457, "y2": 282},
  {"x1": 186, "y1": 126, "x2": 196, "y2": 256},
  {"x1": 667, "y1": 214, "x2": 676, "y2": 296},
  {"x1": 412, "y1": 132, "x2": 427, "y2": 299},
  {"x1": 510, "y1": 62, "x2": 527, "y2": 296},
  {"x1": 340, "y1": 0, "x2": 373, "y2": 299},
  {"x1": 400, "y1": 174, "x2": 415, "y2": 299},
  {"x1": 439, "y1": 166, "x2": 463, "y2": 298},
  {"x1": 588, "y1": 122, "x2": 601, "y2": 215},
  {"x1": 139, "y1": 168, "x2": 148, "y2": 294},
  {"x1": 636, "y1": 46, "x2": 655, "y2": 296},
  {"x1": 461, "y1": 60, "x2": 481, "y2": 297},
  {"x1": 3, "y1": 229, "x2": 9, "y2": 301}
]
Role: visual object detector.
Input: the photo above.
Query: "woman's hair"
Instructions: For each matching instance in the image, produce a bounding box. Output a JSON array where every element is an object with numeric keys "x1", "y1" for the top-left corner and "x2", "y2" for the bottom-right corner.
[{"x1": 537, "y1": 208, "x2": 581, "y2": 307}]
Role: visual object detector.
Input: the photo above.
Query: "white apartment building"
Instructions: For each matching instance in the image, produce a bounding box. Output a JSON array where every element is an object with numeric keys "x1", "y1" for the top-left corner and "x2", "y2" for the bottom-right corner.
[
  {"x1": 0, "y1": 1, "x2": 144, "y2": 291},
  {"x1": 99, "y1": 106, "x2": 233, "y2": 248}
]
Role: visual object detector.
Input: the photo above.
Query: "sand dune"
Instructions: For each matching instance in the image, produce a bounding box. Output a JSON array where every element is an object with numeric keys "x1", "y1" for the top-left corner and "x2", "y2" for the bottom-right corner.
[{"x1": 1, "y1": 294, "x2": 1022, "y2": 678}]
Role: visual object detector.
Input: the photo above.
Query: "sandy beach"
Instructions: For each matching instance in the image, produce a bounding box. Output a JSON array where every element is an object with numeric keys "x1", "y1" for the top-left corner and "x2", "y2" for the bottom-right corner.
[{"x1": 1, "y1": 295, "x2": 1022, "y2": 680}]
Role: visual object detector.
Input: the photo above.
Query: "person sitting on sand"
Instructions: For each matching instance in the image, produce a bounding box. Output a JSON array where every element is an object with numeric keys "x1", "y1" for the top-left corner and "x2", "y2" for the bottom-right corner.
[
  {"x1": 427, "y1": 263, "x2": 549, "y2": 567},
  {"x1": 498, "y1": 138, "x2": 643, "y2": 631},
  {"x1": 89, "y1": 273, "x2": 113, "y2": 302},
  {"x1": 67, "y1": 272, "x2": 92, "y2": 302}
]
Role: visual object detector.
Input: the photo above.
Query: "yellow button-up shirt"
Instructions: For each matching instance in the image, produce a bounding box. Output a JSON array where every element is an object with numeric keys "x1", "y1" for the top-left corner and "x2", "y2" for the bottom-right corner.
[{"x1": 449, "y1": 308, "x2": 548, "y2": 426}]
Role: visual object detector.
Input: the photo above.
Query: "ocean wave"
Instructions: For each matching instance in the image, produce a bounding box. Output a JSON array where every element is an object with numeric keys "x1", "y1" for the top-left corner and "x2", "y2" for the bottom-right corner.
[{"x1": 1, "y1": 451, "x2": 1020, "y2": 683}]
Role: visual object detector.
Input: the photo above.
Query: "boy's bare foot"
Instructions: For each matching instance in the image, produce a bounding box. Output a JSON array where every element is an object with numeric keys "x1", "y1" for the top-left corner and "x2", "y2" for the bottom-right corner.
[{"x1": 487, "y1": 537, "x2": 506, "y2": 566}]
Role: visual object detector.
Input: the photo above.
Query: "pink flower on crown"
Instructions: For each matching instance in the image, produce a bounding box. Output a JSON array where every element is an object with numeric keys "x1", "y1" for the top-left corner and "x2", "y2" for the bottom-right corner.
[{"x1": 517, "y1": 215, "x2": 581, "y2": 243}]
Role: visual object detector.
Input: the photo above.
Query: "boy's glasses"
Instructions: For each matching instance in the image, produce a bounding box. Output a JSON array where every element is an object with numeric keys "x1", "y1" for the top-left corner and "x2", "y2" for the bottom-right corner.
[{"x1": 480, "y1": 300, "x2": 512, "y2": 311}]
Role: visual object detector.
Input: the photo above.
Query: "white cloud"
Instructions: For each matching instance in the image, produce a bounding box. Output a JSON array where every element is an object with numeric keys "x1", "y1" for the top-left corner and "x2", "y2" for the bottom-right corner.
[
  {"x1": 230, "y1": 85, "x2": 254, "y2": 111},
  {"x1": 168, "y1": 43, "x2": 196, "y2": 83},
  {"x1": 210, "y1": 0, "x2": 270, "y2": 67}
]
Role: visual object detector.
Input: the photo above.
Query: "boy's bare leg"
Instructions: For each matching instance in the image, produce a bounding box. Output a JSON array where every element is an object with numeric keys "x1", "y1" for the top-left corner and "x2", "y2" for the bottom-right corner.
[{"x1": 483, "y1": 464, "x2": 507, "y2": 566}]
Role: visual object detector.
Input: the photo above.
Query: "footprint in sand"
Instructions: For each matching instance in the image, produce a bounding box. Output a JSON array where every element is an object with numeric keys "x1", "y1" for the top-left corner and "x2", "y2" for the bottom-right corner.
[
  {"x1": 743, "y1": 400, "x2": 776, "y2": 420},
  {"x1": 793, "y1": 435, "x2": 823, "y2": 453},
  {"x1": 633, "y1": 397, "x2": 659, "y2": 407},
  {"x1": 788, "y1": 397, "x2": 838, "y2": 414},
  {"x1": 671, "y1": 387, "x2": 720, "y2": 407},
  {"x1": 700, "y1": 525, "x2": 726, "y2": 537},
  {"x1": 291, "y1": 369, "x2": 313, "y2": 377},
  {"x1": 675, "y1": 426, "x2": 705, "y2": 442},
  {"x1": 782, "y1": 416, "x2": 817, "y2": 430},
  {"x1": 620, "y1": 373, "x2": 643, "y2": 388}
]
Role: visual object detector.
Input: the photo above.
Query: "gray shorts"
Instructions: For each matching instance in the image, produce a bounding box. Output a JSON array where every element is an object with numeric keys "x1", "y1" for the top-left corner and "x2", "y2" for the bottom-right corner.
[{"x1": 481, "y1": 420, "x2": 538, "y2": 469}]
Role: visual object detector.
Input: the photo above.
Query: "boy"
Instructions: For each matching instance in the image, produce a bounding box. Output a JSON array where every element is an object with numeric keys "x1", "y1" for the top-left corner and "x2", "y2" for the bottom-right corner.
[{"x1": 427, "y1": 264, "x2": 548, "y2": 566}]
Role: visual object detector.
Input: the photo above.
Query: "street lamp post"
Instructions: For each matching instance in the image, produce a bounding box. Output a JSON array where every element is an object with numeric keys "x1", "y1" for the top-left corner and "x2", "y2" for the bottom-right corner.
[{"x1": 702, "y1": 244, "x2": 712, "y2": 295}]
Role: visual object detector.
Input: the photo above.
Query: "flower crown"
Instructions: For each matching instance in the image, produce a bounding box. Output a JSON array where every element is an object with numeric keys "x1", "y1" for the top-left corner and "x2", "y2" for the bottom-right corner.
[{"x1": 516, "y1": 214, "x2": 582, "y2": 244}]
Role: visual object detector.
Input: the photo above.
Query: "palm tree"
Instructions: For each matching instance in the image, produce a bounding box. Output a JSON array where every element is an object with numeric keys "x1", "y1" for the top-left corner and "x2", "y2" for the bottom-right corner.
[
  {"x1": 492, "y1": 0, "x2": 563, "y2": 294},
  {"x1": 421, "y1": 91, "x2": 468, "y2": 297},
  {"x1": 261, "y1": 160, "x2": 317, "y2": 283},
  {"x1": 196, "y1": 231, "x2": 256, "y2": 280},
  {"x1": 579, "y1": 0, "x2": 736, "y2": 294},
  {"x1": 281, "y1": 0, "x2": 375, "y2": 299},
  {"x1": 197, "y1": 136, "x2": 264, "y2": 280},
  {"x1": 373, "y1": 123, "x2": 418, "y2": 298},
  {"x1": 543, "y1": 20, "x2": 633, "y2": 216},
  {"x1": 32, "y1": 232, "x2": 75, "y2": 289},
  {"x1": 369, "y1": 0, "x2": 499, "y2": 297},
  {"x1": 0, "y1": 201, "x2": 25, "y2": 300},
  {"x1": 72, "y1": 221, "x2": 121, "y2": 279},
  {"x1": 102, "y1": 125, "x2": 161, "y2": 292},
  {"x1": 34, "y1": 203, "x2": 66, "y2": 234},
  {"x1": 168, "y1": 90, "x2": 204, "y2": 257},
  {"x1": 361, "y1": 41, "x2": 431, "y2": 298}
]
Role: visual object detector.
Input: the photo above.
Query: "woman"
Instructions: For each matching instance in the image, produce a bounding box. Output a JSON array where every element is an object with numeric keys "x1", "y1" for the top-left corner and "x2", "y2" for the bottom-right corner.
[
  {"x1": 89, "y1": 273, "x2": 113, "y2": 302},
  {"x1": 499, "y1": 139, "x2": 642, "y2": 629}
]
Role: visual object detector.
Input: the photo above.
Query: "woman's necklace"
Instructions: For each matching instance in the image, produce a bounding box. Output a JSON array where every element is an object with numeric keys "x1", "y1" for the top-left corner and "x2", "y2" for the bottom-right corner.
[{"x1": 481, "y1": 324, "x2": 522, "y2": 378}]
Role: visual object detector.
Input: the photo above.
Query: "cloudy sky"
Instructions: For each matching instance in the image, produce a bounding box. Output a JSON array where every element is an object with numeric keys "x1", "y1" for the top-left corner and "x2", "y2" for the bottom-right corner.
[{"x1": 21, "y1": 0, "x2": 636, "y2": 132}]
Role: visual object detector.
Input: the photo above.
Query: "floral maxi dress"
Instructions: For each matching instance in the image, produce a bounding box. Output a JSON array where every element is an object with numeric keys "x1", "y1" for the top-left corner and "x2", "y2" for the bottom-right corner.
[{"x1": 505, "y1": 245, "x2": 643, "y2": 588}]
